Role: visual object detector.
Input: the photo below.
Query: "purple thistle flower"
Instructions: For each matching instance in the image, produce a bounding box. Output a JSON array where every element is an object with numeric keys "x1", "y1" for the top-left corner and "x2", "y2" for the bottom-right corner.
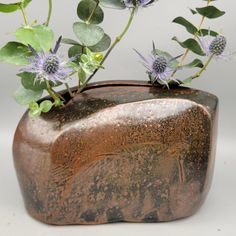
[
  {"x1": 123, "y1": 0, "x2": 153, "y2": 8},
  {"x1": 21, "y1": 36, "x2": 73, "y2": 84},
  {"x1": 134, "y1": 48, "x2": 181, "y2": 88},
  {"x1": 198, "y1": 34, "x2": 227, "y2": 59}
]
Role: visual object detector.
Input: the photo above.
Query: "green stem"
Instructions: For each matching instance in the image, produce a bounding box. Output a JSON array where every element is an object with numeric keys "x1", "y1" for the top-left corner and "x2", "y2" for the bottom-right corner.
[
  {"x1": 45, "y1": 80, "x2": 58, "y2": 101},
  {"x1": 65, "y1": 83, "x2": 74, "y2": 97},
  {"x1": 77, "y1": 7, "x2": 136, "y2": 93},
  {"x1": 45, "y1": 80, "x2": 65, "y2": 103},
  {"x1": 190, "y1": 54, "x2": 214, "y2": 80},
  {"x1": 20, "y1": 4, "x2": 29, "y2": 26},
  {"x1": 86, "y1": 0, "x2": 99, "y2": 23},
  {"x1": 45, "y1": 0, "x2": 52, "y2": 26},
  {"x1": 171, "y1": 0, "x2": 212, "y2": 77}
]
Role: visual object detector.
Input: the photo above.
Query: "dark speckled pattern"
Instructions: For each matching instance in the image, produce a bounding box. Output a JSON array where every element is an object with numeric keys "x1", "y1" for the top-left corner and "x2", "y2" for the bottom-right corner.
[{"x1": 13, "y1": 81, "x2": 218, "y2": 225}]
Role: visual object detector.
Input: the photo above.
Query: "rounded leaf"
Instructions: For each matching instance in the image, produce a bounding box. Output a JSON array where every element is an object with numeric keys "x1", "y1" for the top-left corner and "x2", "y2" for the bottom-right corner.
[
  {"x1": 14, "y1": 86, "x2": 43, "y2": 105},
  {"x1": 40, "y1": 100, "x2": 53, "y2": 113},
  {"x1": 77, "y1": 0, "x2": 104, "y2": 24},
  {"x1": 89, "y1": 34, "x2": 111, "y2": 52},
  {"x1": 15, "y1": 25, "x2": 54, "y2": 52},
  {"x1": 0, "y1": 42, "x2": 31, "y2": 65},
  {"x1": 18, "y1": 72, "x2": 47, "y2": 91},
  {"x1": 100, "y1": 0, "x2": 126, "y2": 9},
  {"x1": 73, "y1": 22, "x2": 104, "y2": 46}
]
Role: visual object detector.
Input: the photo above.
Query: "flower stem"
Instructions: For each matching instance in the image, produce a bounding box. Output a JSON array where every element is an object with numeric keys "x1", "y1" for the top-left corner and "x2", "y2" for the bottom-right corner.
[
  {"x1": 65, "y1": 83, "x2": 74, "y2": 97},
  {"x1": 45, "y1": 0, "x2": 53, "y2": 26},
  {"x1": 45, "y1": 80, "x2": 65, "y2": 103},
  {"x1": 20, "y1": 4, "x2": 29, "y2": 26},
  {"x1": 171, "y1": 0, "x2": 212, "y2": 77},
  {"x1": 77, "y1": 7, "x2": 136, "y2": 94},
  {"x1": 190, "y1": 54, "x2": 214, "y2": 80}
]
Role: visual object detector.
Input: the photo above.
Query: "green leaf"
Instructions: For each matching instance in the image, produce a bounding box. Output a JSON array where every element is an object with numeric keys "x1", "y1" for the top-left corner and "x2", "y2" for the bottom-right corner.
[
  {"x1": 77, "y1": 0, "x2": 104, "y2": 24},
  {"x1": 15, "y1": 25, "x2": 54, "y2": 52},
  {"x1": 173, "y1": 17, "x2": 197, "y2": 35},
  {"x1": 199, "y1": 29, "x2": 218, "y2": 37},
  {"x1": 0, "y1": 0, "x2": 32, "y2": 13},
  {"x1": 0, "y1": 42, "x2": 31, "y2": 65},
  {"x1": 28, "y1": 102, "x2": 41, "y2": 118},
  {"x1": 23, "y1": 0, "x2": 32, "y2": 7},
  {"x1": 154, "y1": 49, "x2": 179, "y2": 67},
  {"x1": 17, "y1": 72, "x2": 61, "y2": 90},
  {"x1": 40, "y1": 100, "x2": 53, "y2": 113},
  {"x1": 61, "y1": 38, "x2": 81, "y2": 46},
  {"x1": 89, "y1": 34, "x2": 111, "y2": 52},
  {"x1": 183, "y1": 59, "x2": 204, "y2": 68},
  {"x1": 172, "y1": 37, "x2": 206, "y2": 56},
  {"x1": 189, "y1": 8, "x2": 197, "y2": 15},
  {"x1": 182, "y1": 77, "x2": 193, "y2": 84},
  {"x1": 78, "y1": 68, "x2": 86, "y2": 84},
  {"x1": 196, "y1": 6, "x2": 225, "y2": 19},
  {"x1": 17, "y1": 72, "x2": 46, "y2": 91},
  {"x1": 73, "y1": 22, "x2": 104, "y2": 46},
  {"x1": 29, "y1": 108, "x2": 41, "y2": 118},
  {"x1": 100, "y1": 0, "x2": 126, "y2": 9},
  {"x1": 68, "y1": 45, "x2": 83, "y2": 64},
  {"x1": 154, "y1": 49, "x2": 173, "y2": 60},
  {"x1": 14, "y1": 86, "x2": 43, "y2": 105}
]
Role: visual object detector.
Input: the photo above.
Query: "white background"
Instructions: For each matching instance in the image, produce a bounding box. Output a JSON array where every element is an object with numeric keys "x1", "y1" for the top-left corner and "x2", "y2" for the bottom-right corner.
[{"x1": 0, "y1": 0, "x2": 235, "y2": 235}]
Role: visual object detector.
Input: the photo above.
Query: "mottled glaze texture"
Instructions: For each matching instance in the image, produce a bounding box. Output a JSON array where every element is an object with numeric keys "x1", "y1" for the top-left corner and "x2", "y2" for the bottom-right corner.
[{"x1": 13, "y1": 81, "x2": 218, "y2": 225}]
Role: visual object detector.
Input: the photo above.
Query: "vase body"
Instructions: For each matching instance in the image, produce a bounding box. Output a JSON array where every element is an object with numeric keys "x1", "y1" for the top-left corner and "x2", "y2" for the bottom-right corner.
[{"x1": 13, "y1": 81, "x2": 218, "y2": 225}]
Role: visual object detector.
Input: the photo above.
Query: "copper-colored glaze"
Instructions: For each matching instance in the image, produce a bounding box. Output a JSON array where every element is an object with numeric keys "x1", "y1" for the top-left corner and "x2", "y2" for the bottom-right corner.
[{"x1": 13, "y1": 81, "x2": 218, "y2": 225}]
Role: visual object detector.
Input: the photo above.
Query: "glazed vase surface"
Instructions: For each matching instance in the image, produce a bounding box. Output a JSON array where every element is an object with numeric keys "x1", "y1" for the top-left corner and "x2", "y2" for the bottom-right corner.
[{"x1": 13, "y1": 81, "x2": 218, "y2": 225}]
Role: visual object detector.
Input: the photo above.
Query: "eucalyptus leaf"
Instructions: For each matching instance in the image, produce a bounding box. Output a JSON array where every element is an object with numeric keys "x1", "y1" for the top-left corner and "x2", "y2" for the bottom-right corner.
[
  {"x1": 28, "y1": 102, "x2": 41, "y2": 117},
  {"x1": 0, "y1": 0, "x2": 32, "y2": 13},
  {"x1": 15, "y1": 25, "x2": 54, "y2": 52},
  {"x1": 29, "y1": 108, "x2": 41, "y2": 118},
  {"x1": 73, "y1": 22, "x2": 104, "y2": 46},
  {"x1": 68, "y1": 45, "x2": 83, "y2": 64},
  {"x1": 14, "y1": 86, "x2": 43, "y2": 105},
  {"x1": 172, "y1": 37, "x2": 206, "y2": 56},
  {"x1": 89, "y1": 34, "x2": 111, "y2": 52},
  {"x1": 196, "y1": 6, "x2": 225, "y2": 19},
  {"x1": 77, "y1": 0, "x2": 104, "y2": 24},
  {"x1": 0, "y1": 42, "x2": 31, "y2": 65},
  {"x1": 40, "y1": 100, "x2": 53, "y2": 113},
  {"x1": 78, "y1": 68, "x2": 87, "y2": 84},
  {"x1": 100, "y1": 0, "x2": 126, "y2": 9},
  {"x1": 61, "y1": 38, "x2": 81, "y2": 46},
  {"x1": 18, "y1": 72, "x2": 61, "y2": 90},
  {"x1": 17, "y1": 72, "x2": 47, "y2": 91}
]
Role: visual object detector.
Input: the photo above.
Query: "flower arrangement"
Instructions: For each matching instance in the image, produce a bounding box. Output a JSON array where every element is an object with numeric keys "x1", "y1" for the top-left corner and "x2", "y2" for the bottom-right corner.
[{"x1": 0, "y1": 0, "x2": 230, "y2": 117}]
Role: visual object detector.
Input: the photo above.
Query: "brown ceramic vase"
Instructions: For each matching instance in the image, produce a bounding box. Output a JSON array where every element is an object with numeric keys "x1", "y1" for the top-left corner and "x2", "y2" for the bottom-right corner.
[{"x1": 13, "y1": 80, "x2": 218, "y2": 225}]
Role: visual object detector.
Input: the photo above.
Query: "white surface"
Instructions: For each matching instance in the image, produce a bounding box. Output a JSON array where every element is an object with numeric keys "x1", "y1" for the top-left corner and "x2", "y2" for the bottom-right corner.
[{"x1": 0, "y1": 133, "x2": 235, "y2": 236}]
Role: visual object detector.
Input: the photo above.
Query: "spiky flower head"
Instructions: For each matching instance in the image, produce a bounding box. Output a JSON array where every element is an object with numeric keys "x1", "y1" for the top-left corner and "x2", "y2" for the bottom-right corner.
[
  {"x1": 199, "y1": 34, "x2": 227, "y2": 58},
  {"x1": 123, "y1": 0, "x2": 153, "y2": 8},
  {"x1": 134, "y1": 45, "x2": 181, "y2": 87},
  {"x1": 21, "y1": 36, "x2": 73, "y2": 84},
  {"x1": 209, "y1": 35, "x2": 227, "y2": 56}
]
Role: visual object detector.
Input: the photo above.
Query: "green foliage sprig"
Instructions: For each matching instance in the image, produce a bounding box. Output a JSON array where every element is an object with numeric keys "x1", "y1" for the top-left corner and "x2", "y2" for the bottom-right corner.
[
  {"x1": 0, "y1": 0, "x2": 147, "y2": 117},
  {"x1": 171, "y1": 0, "x2": 226, "y2": 83},
  {"x1": 0, "y1": 0, "x2": 231, "y2": 117},
  {"x1": 136, "y1": 0, "x2": 229, "y2": 88}
]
